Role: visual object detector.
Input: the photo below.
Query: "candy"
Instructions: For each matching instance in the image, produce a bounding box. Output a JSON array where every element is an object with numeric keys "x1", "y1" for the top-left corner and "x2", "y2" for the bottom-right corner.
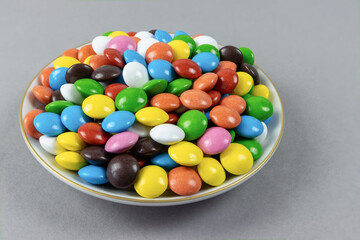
[
  {"x1": 104, "y1": 48, "x2": 125, "y2": 68},
  {"x1": 219, "y1": 45, "x2": 243, "y2": 70},
  {"x1": 104, "y1": 83, "x2": 127, "y2": 100},
  {"x1": 150, "y1": 152, "x2": 180, "y2": 170},
  {"x1": 239, "y1": 47, "x2": 255, "y2": 65},
  {"x1": 263, "y1": 115, "x2": 272, "y2": 125},
  {"x1": 55, "y1": 151, "x2": 87, "y2": 171},
  {"x1": 145, "y1": 42, "x2": 174, "y2": 63},
  {"x1": 251, "y1": 84, "x2": 269, "y2": 99},
  {"x1": 82, "y1": 94, "x2": 115, "y2": 119},
  {"x1": 166, "y1": 112, "x2": 179, "y2": 124},
  {"x1": 127, "y1": 121, "x2": 152, "y2": 137},
  {"x1": 148, "y1": 59, "x2": 176, "y2": 82},
  {"x1": 241, "y1": 63, "x2": 259, "y2": 85},
  {"x1": 150, "y1": 93, "x2": 181, "y2": 112},
  {"x1": 172, "y1": 35, "x2": 196, "y2": 54},
  {"x1": 150, "y1": 123, "x2": 185, "y2": 145},
  {"x1": 134, "y1": 165, "x2": 168, "y2": 198},
  {"x1": 180, "y1": 89, "x2": 212, "y2": 110},
  {"x1": 174, "y1": 30, "x2": 188, "y2": 37},
  {"x1": 91, "y1": 65, "x2": 121, "y2": 82},
  {"x1": 220, "y1": 143, "x2": 253, "y2": 175},
  {"x1": 108, "y1": 31, "x2": 129, "y2": 38},
  {"x1": 207, "y1": 90, "x2": 221, "y2": 107},
  {"x1": 78, "y1": 45, "x2": 96, "y2": 63},
  {"x1": 165, "y1": 78, "x2": 192, "y2": 96},
  {"x1": 192, "y1": 72, "x2": 218, "y2": 92},
  {"x1": 92, "y1": 36, "x2": 111, "y2": 55},
  {"x1": 78, "y1": 122, "x2": 110, "y2": 145},
  {"x1": 49, "y1": 67, "x2": 67, "y2": 91},
  {"x1": 65, "y1": 63, "x2": 94, "y2": 83},
  {"x1": 74, "y1": 78, "x2": 104, "y2": 97},
  {"x1": 234, "y1": 115, "x2": 263, "y2": 138},
  {"x1": 57, "y1": 132, "x2": 87, "y2": 151},
  {"x1": 123, "y1": 49, "x2": 147, "y2": 67},
  {"x1": 219, "y1": 95, "x2": 246, "y2": 114},
  {"x1": 209, "y1": 105, "x2": 241, "y2": 129},
  {"x1": 32, "y1": 86, "x2": 53, "y2": 104},
  {"x1": 105, "y1": 131, "x2": 139, "y2": 153},
  {"x1": 40, "y1": 67, "x2": 54, "y2": 87},
  {"x1": 24, "y1": 109, "x2": 44, "y2": 138},
  {"x1": 213, "y1": 61, "x2": 237, "y2": 73},
  {"x1": 229, "y1": 129, "x2": 237, "y2": 142},
  {"x1": 142, "y1": 79, "x2": 168, "y2": 97},
  {"x1": 102, "y1": 111, "x2": 135, "y2": 133},
  {"x1": 81, "y1": 146, "x2": 113, "y2": 164},
  {"x1": 115, "y1": 87, "x2": 147, "y2": 113},
  {"x1": 79, "y1": 165, "x2": 108, "y2": 185},
  {"x1": 137, "y1": 38, "x2": 159, "y2": 57},
  {"x1": 255, "y1": 122, "x2": 268, "y2": 143},
  {"x1": 88, "y1": 55, "x2": 111, "y2": 70},
  {"x1": 245, "y1": 96, "x2": 273, "y2": 121},
  {"x1": 60, "y1": 83, "x2": 85, "y2": 104},
  {"x1": 53, "y1": 56, "x2": 80, "y2": 69},
  {"x1": 172, "y1": 59, "x2": 202, "y2": 79},
  {"x1": 168, "y1": 141, "x2": 203, "y2": 166},
  {"x1": 168, "y1": 40, "x2": 190, "y2": 61},
  {"x1": 231, "y1": 72, "x2": 253, "y2": 96},
  {"x1": 214, "y1": 69, "x2": 238, "y2": 94},
  {"x1": 52, "y1": 90, "x2": 65, "y2": 101},
  {"x1": 134, "y1": 31, "x2": 154, "y2": 39},
  {"x1": 154, "y1": 30, "x2": 172, "y2": 43},
  {"x1": 197, "y1": 127, "x2": 231, "y2": 155},
  {"x1": 107, "y1": 35, "x2": 137, "y2": 54},
  {"x1": 169, "y1": 167, "x2": 202, "y2": 196},
  {"x1": 177, "y1": 110, "x2": 208, "y2": 140},
  {"x1": 192, "y1": 52, "x2": 219, "y2": 73},
  {"x1": 107, "y1": 154, "x2": 139, "y2": 188},
  {"x1": 235, "y1": 139, "x2": 262, "y2": 161},
  {"x1": 193, "y1": 44, "x2": 220, "y2": 60},
  {"x1": 197, "y1": 157, "x2": 226, "y2": 186},
  {"x1": 62, "y1": 48, "x2": 79, "y2": 59},
  {"x1": 193, "y1": 35, "x2": 218, "y2": 49},
  {"x1": 135, "y1": 107, "x2": 169, "y2": 126},
  {"x1": 61, "y1": 105, "x2": 92, "y2": 132},
  {"x1": 39, "y1": 135, "x2": 66, "y2": 155},
  {"x1": 45, "y1": 101, "x2": 74, "y2": 115},
  {"x1": 123, "y1": 61, "x2": 149, "y2": 88},
  {"x1": 131, "y1": 137, "x2": 164, "y2": 157},
  {"x1": 33, "y1": 112, "x2": 66, "y2": 137}
]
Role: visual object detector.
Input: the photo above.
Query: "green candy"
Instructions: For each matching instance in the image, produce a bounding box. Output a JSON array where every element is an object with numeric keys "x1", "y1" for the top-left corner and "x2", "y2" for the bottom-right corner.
[
  {"x1": 45, "y1": 101, "x2": 74, "y2": 114},
  {"x1": 235, "y1": 139, "x2": 262, "y2": 160},
  {"x1": 74, "y1": 78, "x2": 104, "y2": 97},
  {"x1": 142, "y1": 79, "x2": 168, "y2": 97},
  {"x1": 193, "y1": 44, "x2": 220, "y2": 60},
  {"x1": 172, "y1": 35, "x2": 196, "y2": 54},
  {"x1": 177, "y1": 110, "x2": 208, "y2": 141},
  {"x1": 115, "y1": 87, "x2": 147, "y2": 113},
  {"x1": 241, "y1": 93, "x2": 253, "y2": 101},
  {"x1": 239, "y1": 47, "x2": 255, "y2": 65},
  {"x1": 165, "y1": 78, "x2": 192, "y2": 96},
  {"x1": 102, "y1": 31, "x2": 114, "y2": 36},
  {"x1": 245, "y1": 96, "x2": 273, "y2": 121},
  {"x1": 228, "y1": 129, "x2": 236, "y2": 143}
]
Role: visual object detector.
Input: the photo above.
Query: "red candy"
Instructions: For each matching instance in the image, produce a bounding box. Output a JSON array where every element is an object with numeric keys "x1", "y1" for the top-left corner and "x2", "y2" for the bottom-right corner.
[
  {"x1": 24, "y1": 109, "x2": 44, "y2": 139},
  {"x1": 214, "y1": 68, "x2": 238, "y2": 94},
  {"x1": 145, "y1": 42, "x2": 174, "y2": 63},
  {"x1": 105, "y1": 83, "x2": 127, "y2": 100},
  {"x1": 172, "y1": 59, "x2": 202, "y2": 79},
  {"x1": 180, "y1": 89, "x2": 212, "y2": 110},
  {"x1": 32, "y1": 86, "x2": 53, "y2": 104},
  {"x1": 78, "y1": 122, "x2": 111, "y2": 145},
  {"x1": 169, "y1": 167, "x2": 202, "y2": 196},
  {"x1": 104, "y1": 48, "x2": 125, "y2": 69},
  {"x1": 192, "y1": 72, "x2": 218, "y2": 91},
  {"x1": 207, "y1": 90, "x2": 221, "y2": 107},
  {"x1": 166, "y1": 112, "x2": 179, "y2": 124},
  {"x1": 210, "y1": 105, "x2": 241, "y2": 129},
  {"x1": 39, "y1": 67, "x2": 54, "y2": 88}
]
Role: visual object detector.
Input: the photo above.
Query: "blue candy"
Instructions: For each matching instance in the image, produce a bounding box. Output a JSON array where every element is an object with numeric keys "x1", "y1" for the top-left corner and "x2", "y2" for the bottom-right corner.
[
  {"x1": 148, "y1": 59, "x2": 176, "y2": 82},
  {"x1": 112, "y1": 71, "x2": 126, "y2": 85},
  {"x1": 221, "y1": 94, "x2": 230, "y2": 99},
  {"x1": 174, "y1": 31, "x2": 189, "y2": 37},
  {"x1": 78, "y1": 165, "x2": 108, "y2": 185},
  {"x1": 61, "y1": 105, "x2": 92, "y2": 132},
  {"x1": 192, "y1": 52, "x2": 219, "y2": 72},
  {"x1": 235, "y1": 115, "x2": 264, "y2": 138},
  {"x1": 33, "y1": 112, "x2": 66, "y2": 137},
  {"x1": 151, "y1": 153, "x2": 180, "y2": 170},
  {"x1": 49, "y1": 67, "x2": 67, "y2": 91},
  {"x1": 102, "y1": 111, "x2": 135, "y2": 133},
  {"x1": 124, "y1": 50, "x2": 147, "y2": 68},
  {"x1": 263, "y1": 115, "x2": 272, "y2": 125},
  {"x1": 205, "y1": 111, "x2": 210, "y2": 120},
  {"x1": 154, "y1": 30, "x2": 172, "y2": 43}
]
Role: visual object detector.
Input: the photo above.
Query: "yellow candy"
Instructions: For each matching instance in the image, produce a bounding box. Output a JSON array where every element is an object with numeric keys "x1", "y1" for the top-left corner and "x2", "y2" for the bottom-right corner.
[
  {"x1": 135, "y1": 107, "x2": 169, "y2": 126},
  {"x1": 55, "y1": 151, "x2": 87, "y2": 171},
  {"x1": 168, "y1": 40, "x2": 190, "y2": 61},
  {"x1": 53, "y1": 56, "x2": 80, "y2": 69},
  {"x1": 134, "y1": 165, "x2": 168, "y2": 198},
  {"x1": 83, "y1": 55, "x2": 94, "y2": 65},
  {"x1": 251, "y1": 84, "x2": 270, "y2": 99},
  {"x1": 231, "y1": 72, "x2": 254, "y2": 96},
  {"x1": 82, "y1": 94, "x2": 115, "y2": 119},
  {"x1": 57, "y1": 132, "x2": 87, "y2": 151},
  {"x1": 168, "y1": 141, "x2": 203, "y2": 166},
  {"x1": 220, "y1": 143, "x2": 253, "y2": 175},
  {"x1": 197, "y1": 157, "x2": 226, "y2": 186},
  {"x1": 108, "y1": 31, "x2": 129, "y2": 38}
]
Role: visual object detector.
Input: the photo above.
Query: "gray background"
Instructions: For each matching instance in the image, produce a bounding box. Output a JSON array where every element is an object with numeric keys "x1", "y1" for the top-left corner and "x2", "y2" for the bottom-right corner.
[{"x1": 1, "y1": 0, "x2": 359, "y2": 239}]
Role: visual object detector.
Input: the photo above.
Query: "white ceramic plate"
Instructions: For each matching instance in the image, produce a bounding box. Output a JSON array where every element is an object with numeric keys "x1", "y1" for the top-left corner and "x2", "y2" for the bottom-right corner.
[{"x1": 20, "y1": 45, "x2": 284, "y2": 206}]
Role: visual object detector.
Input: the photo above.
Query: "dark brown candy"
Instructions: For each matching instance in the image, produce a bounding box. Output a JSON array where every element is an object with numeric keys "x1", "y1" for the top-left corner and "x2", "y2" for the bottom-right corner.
[
  {"x1": 81, "y1": 146, "x2": 113, "y2": 164},
  {"x1": 52, "y1": 89, "x2": 65, "y2": 101},
  {"x1": 91, "y1": 65, "x2": 121, "y2": 82},
  {"x1": 132, "y1": 137, "x2": 164, "y2": 157},
  {"x1": 149, "y1": 29, "x2": 157, "y2": 35},
  {"x1": 241, "y1": 63, "x2": 260, "y2": 85},
  {"x1": 65, "y1": 63, "x2": 94, "y2": 83},
  {"x1": 219, "y1": 46, "x2": 243, "y2": 71},
  {"x1": 106, "y1": 154, "x2": 139, "y2": 189}
]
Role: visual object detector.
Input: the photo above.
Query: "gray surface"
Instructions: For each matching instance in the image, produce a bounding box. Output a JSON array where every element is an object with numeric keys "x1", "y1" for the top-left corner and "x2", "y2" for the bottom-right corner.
[{"x1": 1, "y1": 0, "x2": 360, "y2": 239}]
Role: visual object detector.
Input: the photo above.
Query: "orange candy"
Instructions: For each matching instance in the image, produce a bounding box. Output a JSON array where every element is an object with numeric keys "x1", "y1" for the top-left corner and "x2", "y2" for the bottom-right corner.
[
  {"x1": 220, "y1": 95, "x2": 246, "y2": 114},
  {"x1": 210, "y1": 105, "x2": 241, "y2": 129},
  {"x1": 127, "y1": 32, "x2": 137, "y2": 36},
  {"x1": 192, "y1": 34, "x2": 203, "y2": 39},
  {"x1": 213, "y1": 61, "x2": 237, "y2": 73},
  {"x1": 130, "y1": 36, "x2": 141, "y2": 44},
  {"x1": 39, "y1": 67, "x2": 54, "y2": 88},
  {"x1": 62, "y1": 48, "x2": 79, "y2": 59},
  {"x1": 192, "y1": 73, "x2": 218, "y2": 92},
  {"x1": 32, "y1": 86, "x2": 53, "y2": 104},
  {"x1": 180, "y1": 89, "x2": 212, "y2": 110},
  {"x1": 145, "y1": 42, "x2": 174, "y2": 63},
  {"x1": 88, "y1": 55, "x2": 111, "y2": 70},
  {"x1": 78, "y1": 45, "x2": 96, "y2": 63},
  {"x1": 23, "y1": 109, "x2": 44, "y2": 139},
  {"x1": 150, "y1": 93, "x2": 180, "y2": 112},
  {"x1": 169, "y1": 167, "x2": 202, "y2": 196}
]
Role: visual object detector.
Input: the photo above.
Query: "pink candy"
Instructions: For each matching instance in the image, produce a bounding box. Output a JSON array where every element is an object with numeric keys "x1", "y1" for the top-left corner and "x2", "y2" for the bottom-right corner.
[
  {"x1": 107, "y1": 36, "x2": 137, "y2": 54},
  {"x1": 197, "y1": 127, "x2": 231, "y2": 155},
  {"x1": 105, "y1": 131, "x2": 139, "y2": 153}
]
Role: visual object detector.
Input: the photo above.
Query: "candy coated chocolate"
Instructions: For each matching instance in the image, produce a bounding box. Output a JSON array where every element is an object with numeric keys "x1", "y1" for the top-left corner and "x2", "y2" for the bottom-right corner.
[
  {"x1": 219, "y1": 45, "x2": 243, "y2": 70},
  {"x1": 107, "y1": 154, "x2": 139, "y2": 189},
  {"x1": 81, "y1": 146, "x2": 113, "y2": 164},
  {"x1": 132, "y1": 137, "x2": 165, "y2": 157},
  {"x1": 65, "y1": 63, "x2": 94, "y2": 83},
  {"x1": 91, "y1": 65, "x2": 121, "y2": 82}
]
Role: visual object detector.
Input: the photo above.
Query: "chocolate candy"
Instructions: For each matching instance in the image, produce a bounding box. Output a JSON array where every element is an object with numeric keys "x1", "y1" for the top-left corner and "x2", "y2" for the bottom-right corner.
[
  {"x1": 65, "y1": 63, "x2": 94, "y2": 83},
  {"x1": 104, "y1": 48, "x2": 125, "y2": 68},
  {"x1": 172, "y1": 59, "x2": 202, "y2": 79},
  {"x1": 241, "y1": 62, "x2": 260, "y2": 85},
  {"x1": 219, "y1": 45, "x2": 243, "y2": 70},
  {"x1": 107, "y1": 154, "x2": 139, "y2": 189},
  {"x1": 51, "y1": 89, "x2": 65, "y2": 101},
  {"x1": 132, "y1": 137, "x2": 164, "y2": 157},
  {"x1": 91, "y1": 65, "x2": 121, "y2": 82},
  {"x1": 214, "y1": 68, "x2": 238, "y2": 94},
  {"x1": 81, "y1": 146, "x2": 113, "y2": 164}
]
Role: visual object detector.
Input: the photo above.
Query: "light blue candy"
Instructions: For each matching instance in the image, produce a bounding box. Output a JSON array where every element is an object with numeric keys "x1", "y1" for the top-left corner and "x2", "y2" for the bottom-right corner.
[
  {"x1": 174, "y1": 31, "x2": 189, "y2": 37},
  {"x1": 148, "y1": 59, "x2": 176, "y2": 82},
  {"x1": 33, "y1": 112, "x2": 66, "y2": 137},
  {"x1": 263, "y1": 115, "x2": 272, "y2": 125},
  {"x1": 235, "y1": 115, "x2": 264, "y2": 138},
  {"x1": 151, "y1": 153, "x2": 180, "y2": 170},
  {"x1": 102, "y1": 111, "x2": 135, "y2": 133},
  {"x1": 49, "y1": 67, "x2": 67, "y2": 90},
  {"x1": 61, "y1": 105, "x2": 92, "y2": 132},
  {"x1": 205, "y1": 111, "x2": 210, "y2": 120},
  {"x1": 221, "y1": 93, "x2": 230, "y2": 99},
  {"x1": 78, "y1": 165, "x2": 108, "y2": 185},
  {"x1": 124, "y1": 50, "x2": 147, "y2": 68},
  {"x1": 192, "y1": 52, "x2": 219, "y2": 72},
  {"x1": 154, "y1": 30, "x2": 172, "y2": 43}
]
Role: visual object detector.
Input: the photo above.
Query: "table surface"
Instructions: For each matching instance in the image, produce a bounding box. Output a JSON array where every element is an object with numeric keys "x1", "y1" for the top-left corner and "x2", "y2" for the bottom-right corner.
[{"x1": 1, "y1": 0, "x2": 359, "y2": 239}]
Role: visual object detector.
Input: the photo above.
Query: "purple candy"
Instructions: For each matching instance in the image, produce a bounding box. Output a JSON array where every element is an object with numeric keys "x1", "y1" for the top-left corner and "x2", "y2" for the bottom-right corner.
[
  {"x1": 107, "y1": 36, "x2": 137, "y2": 54},
  {"x1": 105, "y1": 131, "x2": 139, "y2": 153},
  {"x1": 197, "y1": 127, "x2": 231, "y2": 155}
]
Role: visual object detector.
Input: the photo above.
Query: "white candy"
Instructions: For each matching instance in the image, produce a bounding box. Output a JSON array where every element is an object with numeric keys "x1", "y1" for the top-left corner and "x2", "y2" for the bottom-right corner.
[
  {"x1": 193, "y1": 35, "x2": 218, "y2": 49},
  {"x1": 122, "y1": 62, "x2": 149, "y2": 88},
  {"x1": 128, "y1": 121, "x2": 152, "y2": 138},
  {"x1": 39, "y1": 135, "x2": 67, "y2": 155},
  {"x1": 91, "y1": 36, "x2": 111, "y2": 55},
  {"x1": 255, "y1": 122, "x2": 268, "y2": 144},
  {"x1": 137, "y1": 38, "x2": 159, "y2": 57},
  {"x1": 150, "y1": 124, "x2": 185, "y2": 145},
  {"x1": 134, "y1": 31, "x2": 154, "y2": 40},
  {"x1": 60, "y1": 84, "x2": 84, "y2": 105}
]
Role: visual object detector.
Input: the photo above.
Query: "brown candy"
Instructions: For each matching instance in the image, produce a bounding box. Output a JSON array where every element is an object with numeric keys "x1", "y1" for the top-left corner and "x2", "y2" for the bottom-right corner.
[
  {"x1": 52, "y1": 90, "x2": 65, "y2": 101},
  {"x1": 65, "y1": 63, "x2": 94, "y2": 83},
  {"x1": 81, "y1": 146, "x2": 113, "y2": 164},
  {"x1": 91, "y1": 65, "x2": 121, "y2": 82},
  {"x1": 219, "y1": 46, "x2": 243, "y2": 70},
  {"x1": 132, "y1": 137, "x2": 164, "y2": 158},
  {"x1": 107, "y1": 154, "x2": 139, "y2": 189},
  {"x1": 241, "y1": 63, "x2": 260, "y2": 85}
]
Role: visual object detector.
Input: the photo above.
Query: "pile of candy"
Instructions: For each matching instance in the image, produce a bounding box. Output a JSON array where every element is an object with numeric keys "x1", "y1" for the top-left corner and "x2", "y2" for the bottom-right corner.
[{"x1": 24, "y1": 30, "x2": 273, "y2": 199}]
